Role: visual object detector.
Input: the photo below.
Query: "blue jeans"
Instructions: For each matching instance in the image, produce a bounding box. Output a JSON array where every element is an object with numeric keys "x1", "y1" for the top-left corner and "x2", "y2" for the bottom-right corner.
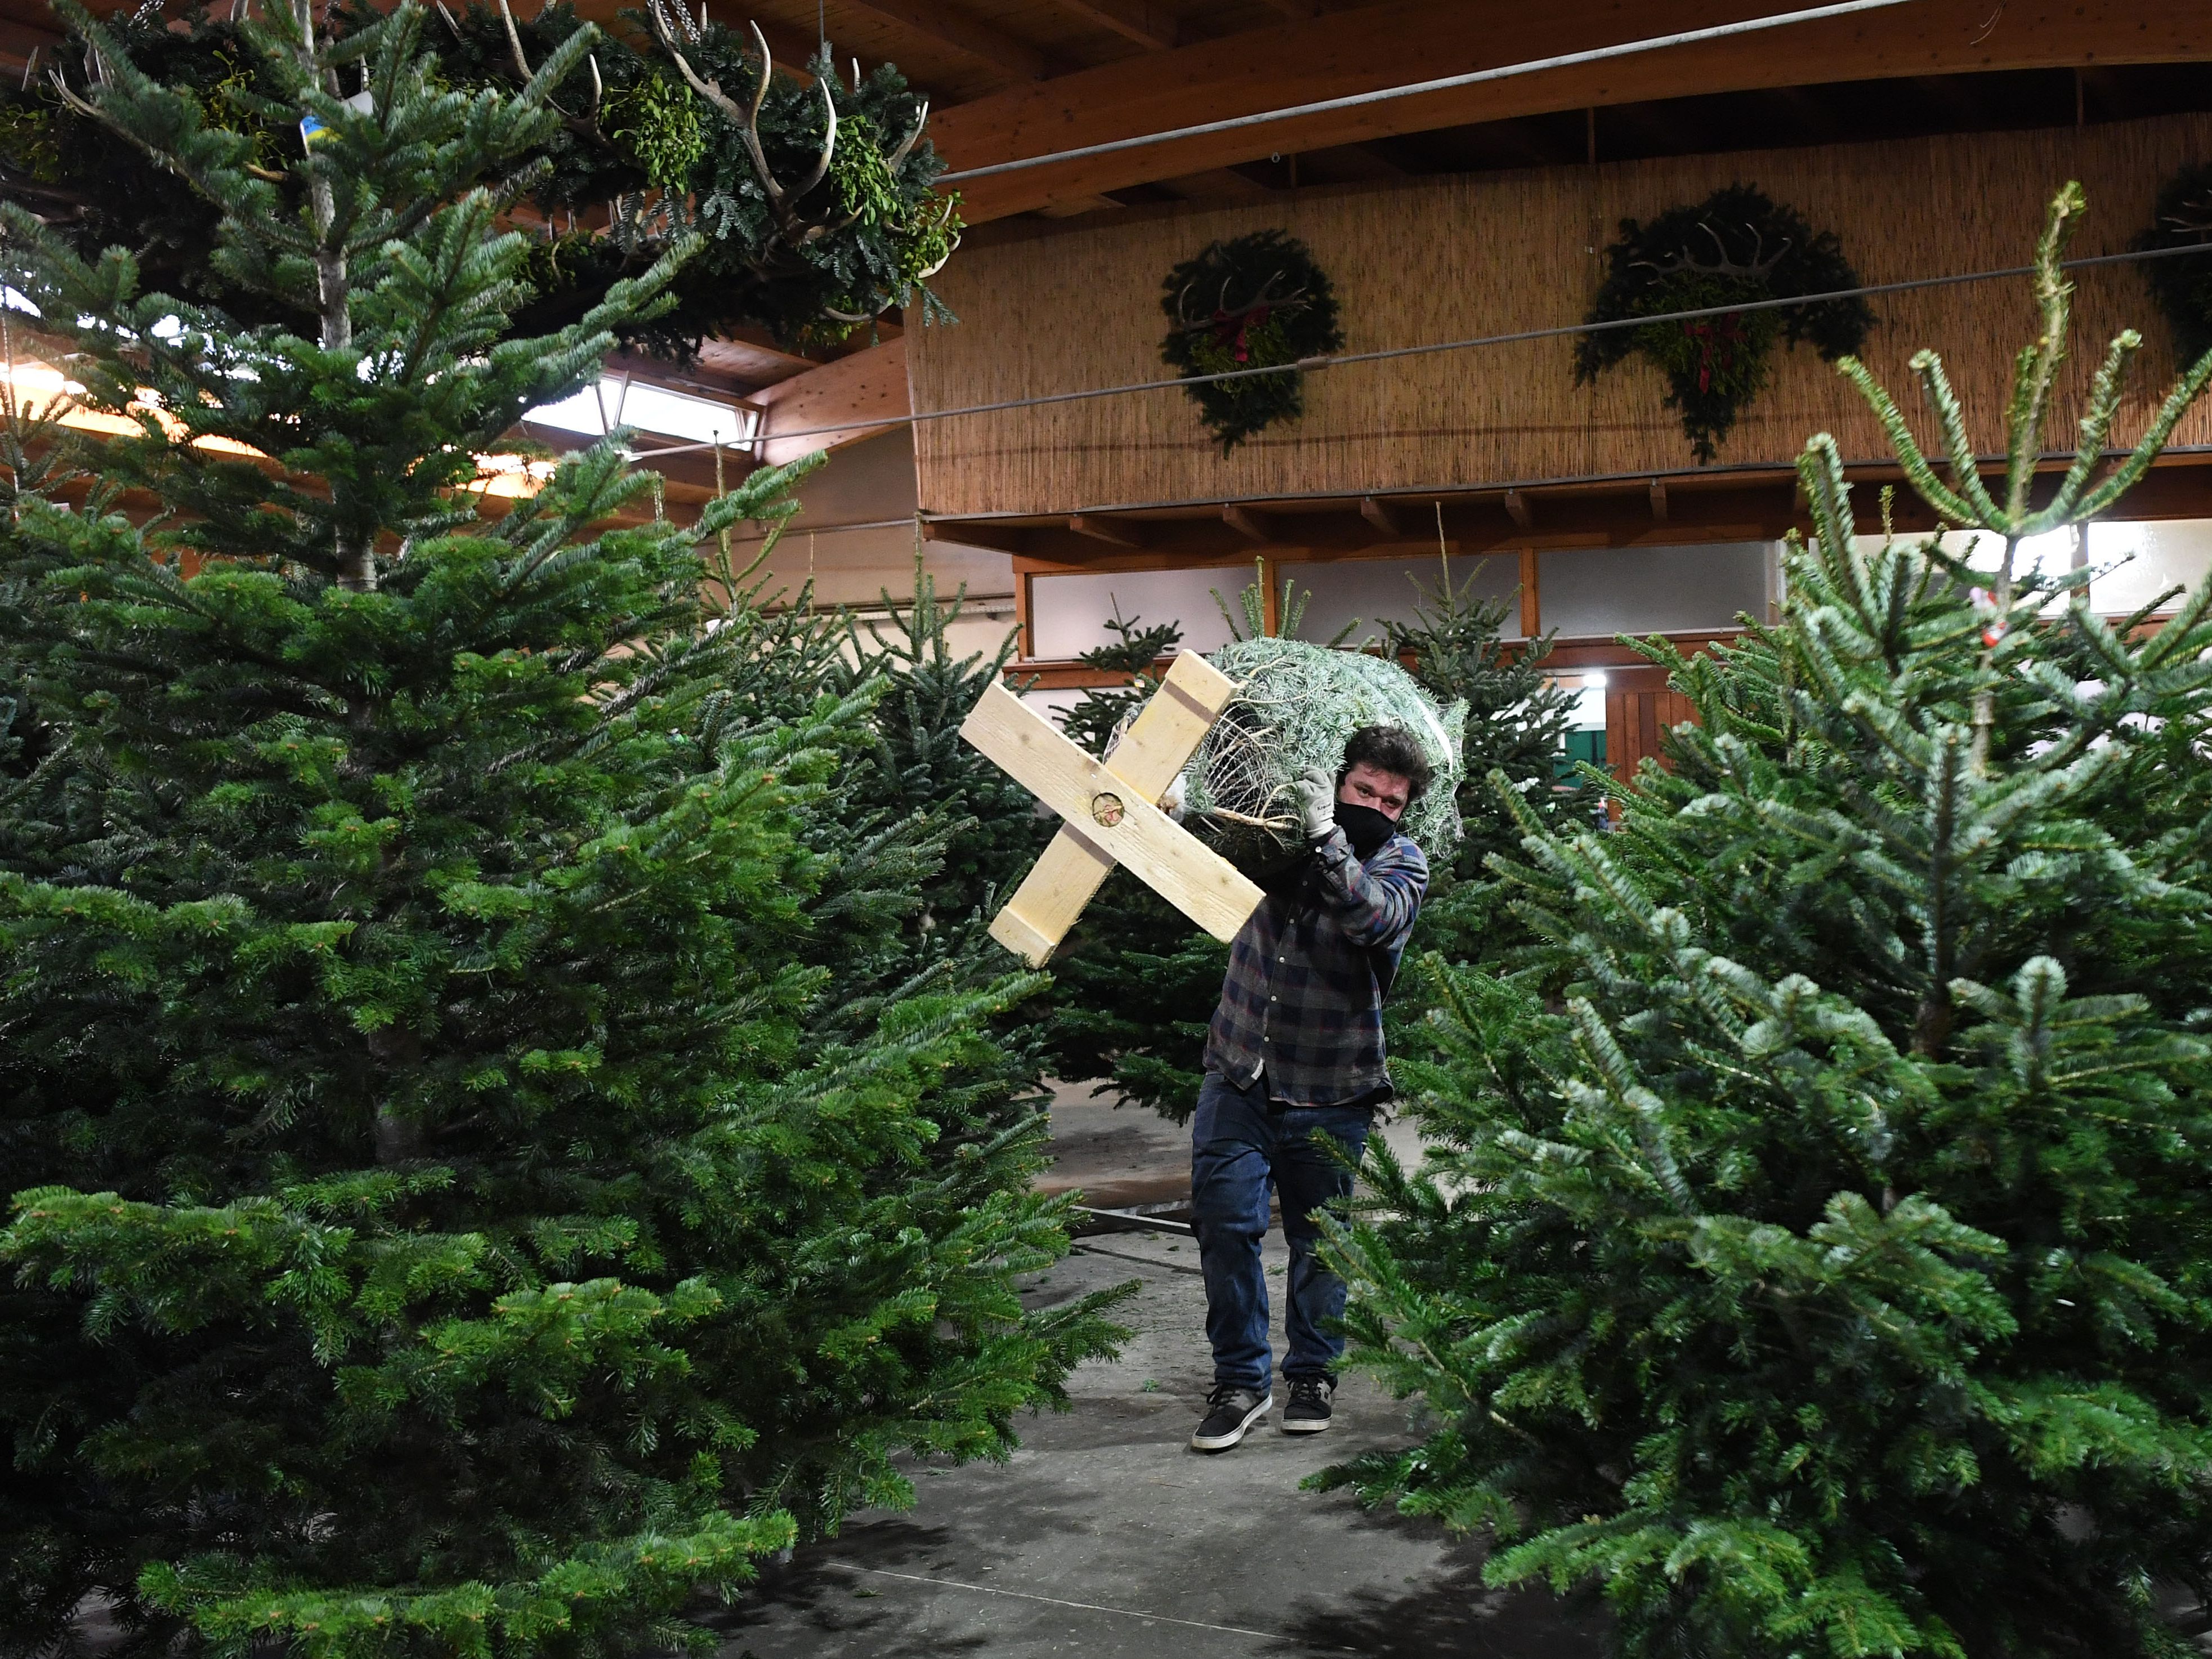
[{"x1": 1190, "y1": 1070, "x2": 1372, "y2": 1392}]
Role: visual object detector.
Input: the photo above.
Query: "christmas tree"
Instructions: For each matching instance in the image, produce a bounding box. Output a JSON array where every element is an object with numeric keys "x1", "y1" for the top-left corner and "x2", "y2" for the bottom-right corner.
[
  {"x1": 837, "y1": 553, "x2": 1054, "y2": 945},
  {"x1": 1321, "y1": 186, "x2": 2212, "y2": 1657},
  {"x1": 1383, "y1": 568, "x2": 1594, "y2": 965},
  {"x1": 0, "y1": 7, "x2": 1119, "y2": 1653}
]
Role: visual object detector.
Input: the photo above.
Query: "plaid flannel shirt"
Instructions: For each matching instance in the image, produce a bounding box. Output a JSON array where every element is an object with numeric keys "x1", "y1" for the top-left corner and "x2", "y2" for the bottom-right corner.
[{"x1": 1203, "y1": 825, "x2": 1428, "y2": 1108}]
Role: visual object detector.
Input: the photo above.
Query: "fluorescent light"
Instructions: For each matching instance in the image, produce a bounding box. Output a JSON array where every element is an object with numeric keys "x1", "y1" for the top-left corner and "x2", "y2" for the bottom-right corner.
[{"x1": 1582, "y1": 670, "x2": 1609, "y2": 690}]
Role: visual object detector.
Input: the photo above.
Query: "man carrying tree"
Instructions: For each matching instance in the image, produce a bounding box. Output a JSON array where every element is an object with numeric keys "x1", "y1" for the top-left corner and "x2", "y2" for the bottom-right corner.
[{"x1": 1188, "y1": 725, "x2": 1431, "y2": 1451}]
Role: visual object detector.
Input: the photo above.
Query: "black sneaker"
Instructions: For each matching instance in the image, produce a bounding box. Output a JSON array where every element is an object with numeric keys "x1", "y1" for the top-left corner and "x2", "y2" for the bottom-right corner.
[
  {"x1": 1190, "y1": 1384, "x2": 1270, "y2": 1452},
  {"x1": 1281, "y1": 1375, "x2": 1334, "y2": 1433}
]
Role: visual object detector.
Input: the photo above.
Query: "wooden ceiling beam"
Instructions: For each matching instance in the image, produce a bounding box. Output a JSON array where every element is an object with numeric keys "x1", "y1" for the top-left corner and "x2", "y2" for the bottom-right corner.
[
  {"x1": 1054, "y1": 0, "x2": 1179, "y2": 52},
  {"x1": 931, "y1": 0, "x2": 2212, "y2": 221},
  {"x1": 751, "y1": 336, "x2": 910, "y2": 466},
  {"x1": 1358, "y1": 495, "x2": 1406, "y2": 539},
  {"x1": 1221, "y1": 504, "x2": 1272, "y2": 542},
  {"x1": 1069, "y1": 513, "x2": 1151, "y2": 547},
  {"x1": 946, "y1": 459, "x2": 2212, "y2": 571},
  {"x1": 1158, "y1": 165, "x2": 1282, "y2": 203},
  {"x1": 839, "y1": 0, "x2": 1054, "y2": 82}
]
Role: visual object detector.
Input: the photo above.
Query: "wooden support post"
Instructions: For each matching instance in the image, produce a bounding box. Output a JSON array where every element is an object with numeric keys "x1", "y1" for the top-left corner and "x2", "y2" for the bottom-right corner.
[
  {"x1": 1259, "y1": 556, "x2": 1280, "y2": 636},
  {"x1": 962, "y1": 655, "x2": 1263, "y2": 964},
  {"x1": 1518, "y1": 548, "x2": 1540, "y2": 638}
]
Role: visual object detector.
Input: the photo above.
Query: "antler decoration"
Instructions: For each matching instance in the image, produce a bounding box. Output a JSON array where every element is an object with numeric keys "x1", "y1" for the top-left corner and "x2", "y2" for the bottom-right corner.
[
  {"x1": 494, "y1": 0, "x2": 602, "y2": 137},
  {"x1": 2159, "y1": 191, "x2": 2212, "y2": 240},
  {"x1": 646, "y1": 12, "x2": 837, "y2": 231},
  {"x1": 1167, "y1": 267, "x2": 1312, "y2": 366},
  {"x1": 1629, "y1": 219, "x2": 1793, "y2": 281}
]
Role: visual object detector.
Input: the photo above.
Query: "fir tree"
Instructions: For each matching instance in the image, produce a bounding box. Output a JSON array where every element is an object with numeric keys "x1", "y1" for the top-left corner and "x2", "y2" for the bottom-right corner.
[
  {"x1": 0, "y1": 7, "x2": 1119, "y2": 1654},
  {"x1": 1321, "y1": 186, "x2": 2212, "y2": 1657},
  {"x1": 1384, "y1": 569, "x2": 1594, "y2": 966},
  {"x1": 837, "y1": 553, "x2": 1053, "y2": 940}
]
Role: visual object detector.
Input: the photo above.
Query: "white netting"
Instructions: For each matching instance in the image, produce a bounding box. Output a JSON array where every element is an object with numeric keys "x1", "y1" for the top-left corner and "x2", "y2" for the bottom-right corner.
[{"x1": 1178, "y1": 638, "x2": 1465, "y2": 863}]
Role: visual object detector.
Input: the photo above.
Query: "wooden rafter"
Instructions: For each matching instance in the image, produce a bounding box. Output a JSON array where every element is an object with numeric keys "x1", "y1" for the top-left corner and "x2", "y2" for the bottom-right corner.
[
  {"x1": 1221, "y1": 504, "x2": 1271, "y2": 542},
  {"x1": 1159, "y1": 165, "x2": 1282, "y2": 202},
  {"x1": 930, "y1": 0, "x2": 2212, "y2": 221},
  {"x1": 750, "y1": 337, "x2": 910, "y2": 466},
  {"x1": 839, "y1": 0, "x2": 1054, "y2": 81},
  {"x1": 1069, "y1": 513, "x2": 1150, "y2": 547},
  {"x1": 1359, "y1": 496, "x2": 1406, "y2": 539},
  {"x1": 1055, "y1": 0, "x2": 1178, "y2": 51},
  {"x1": 932, "y1": 458, "x2": 2212, "y2": 572}
]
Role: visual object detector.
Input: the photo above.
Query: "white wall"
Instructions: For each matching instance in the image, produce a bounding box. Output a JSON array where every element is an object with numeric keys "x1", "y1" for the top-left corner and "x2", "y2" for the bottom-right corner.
[
  {"x1": 732, "y1": 428, "x2": 1014, "y2": 619},
  {"x1": 1278, "y1": 552, "x2": 1522, "y2": 646},
  {"x1": 1536, "y1": 543, "x2": 1777, "y2": 639}
]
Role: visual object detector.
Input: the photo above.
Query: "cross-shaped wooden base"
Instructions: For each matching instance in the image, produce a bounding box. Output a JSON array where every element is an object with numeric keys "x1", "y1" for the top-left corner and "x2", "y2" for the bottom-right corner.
[{"x1": 960, "y1": 653, "x2": 1265, "y2": 967}]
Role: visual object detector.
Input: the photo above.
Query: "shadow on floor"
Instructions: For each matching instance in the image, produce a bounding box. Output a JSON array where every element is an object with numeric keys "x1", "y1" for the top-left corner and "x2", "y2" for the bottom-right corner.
[{"x1": 1273, "y1": 1553, "x2": 1606, "y2": 1659}]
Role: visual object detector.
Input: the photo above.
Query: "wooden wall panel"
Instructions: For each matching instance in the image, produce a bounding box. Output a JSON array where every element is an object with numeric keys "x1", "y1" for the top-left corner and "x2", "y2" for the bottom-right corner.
[
  {"x1": 910, "y1": 114, "x2": 2212, "y2": 518},
  {"x1": 1605, "y1": 677, "x2": 1697, "y2": 784}
]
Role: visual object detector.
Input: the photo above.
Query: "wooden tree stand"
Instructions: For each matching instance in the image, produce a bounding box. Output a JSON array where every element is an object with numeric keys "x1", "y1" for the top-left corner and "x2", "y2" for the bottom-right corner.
[{"x1": 960, "y1": 653, "x2": 1265, "y2": 966}]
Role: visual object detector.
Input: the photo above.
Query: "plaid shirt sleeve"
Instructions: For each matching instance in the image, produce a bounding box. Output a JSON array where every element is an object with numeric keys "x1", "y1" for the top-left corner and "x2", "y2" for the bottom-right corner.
[{"x1": 1203, "y1": 827, "x2": 1429, "y2": 1108}]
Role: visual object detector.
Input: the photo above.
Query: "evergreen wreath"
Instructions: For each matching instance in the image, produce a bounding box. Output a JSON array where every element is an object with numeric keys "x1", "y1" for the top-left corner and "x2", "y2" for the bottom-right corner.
[
  {"x1": 1159, "y1": 230, "x2": 1343, "y2": 453},
  {"x1": 2132, "y1": 162, "x2": 2212, "y2": 368},
  {"x1": 1576, "y1": 184, "x2": 1873, "y2": 462}
]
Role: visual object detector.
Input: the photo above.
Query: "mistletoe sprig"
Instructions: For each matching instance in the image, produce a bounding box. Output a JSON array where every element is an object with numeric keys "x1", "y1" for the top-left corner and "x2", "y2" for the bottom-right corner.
[
  {"x1": 1576, "y1": 184, "x2": 1872, "y2": 462},
  {"x1": 1159, "y1": 229, "x2": 1343, "y2": 454}
]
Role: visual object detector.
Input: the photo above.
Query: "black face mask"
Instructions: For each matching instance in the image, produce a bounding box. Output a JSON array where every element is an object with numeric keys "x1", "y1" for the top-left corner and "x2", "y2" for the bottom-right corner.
[{"x1": 1334, "y1": 801, "x2": 1398, "y2": 859}]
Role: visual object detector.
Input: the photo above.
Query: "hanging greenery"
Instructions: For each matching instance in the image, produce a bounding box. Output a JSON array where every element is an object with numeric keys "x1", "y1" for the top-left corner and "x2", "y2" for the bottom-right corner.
[
  {"x1": 1159, "y1": 229, "x2": 1343, "y2": 453},
  {"x1": 1576, "y1": 184, "x2": 1873, "y2": 462},
  {"x1": 2132, "y1": 162, "x2": 2212, "y2": 367},
  {"x1": 605, "y1": 68, "x2": 705, "y2": 191},
  {"x1": 0, "y1": 0, "x2": 962, "y2": 355}
]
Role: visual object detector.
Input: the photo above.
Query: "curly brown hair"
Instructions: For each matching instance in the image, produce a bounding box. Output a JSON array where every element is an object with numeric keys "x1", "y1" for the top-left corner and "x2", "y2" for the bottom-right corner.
[{"x1": 1340, "y1": 724, "x2": 1433, "y2": 803}]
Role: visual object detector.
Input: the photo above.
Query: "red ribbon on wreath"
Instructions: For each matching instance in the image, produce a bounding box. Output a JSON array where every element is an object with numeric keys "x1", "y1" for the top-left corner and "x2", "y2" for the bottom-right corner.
[
  {"x1": 1682, "y1": 315, "x2": 1750, "y2": 393},
  {"x1": 1210, "y1": 302, "x2": 1273, "y2": 363}
]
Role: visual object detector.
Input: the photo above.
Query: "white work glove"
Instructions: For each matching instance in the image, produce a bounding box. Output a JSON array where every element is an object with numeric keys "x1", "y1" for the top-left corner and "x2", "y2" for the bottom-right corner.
[{"x1": 1293, "y1": 765, "x2": 1338, "y2": 843}]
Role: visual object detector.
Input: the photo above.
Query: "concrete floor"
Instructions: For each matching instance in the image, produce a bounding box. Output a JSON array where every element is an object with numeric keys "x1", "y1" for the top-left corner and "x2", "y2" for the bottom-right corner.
[{"x1": 716, "y1": 1095, "x2": 1602, "y2": 1659}]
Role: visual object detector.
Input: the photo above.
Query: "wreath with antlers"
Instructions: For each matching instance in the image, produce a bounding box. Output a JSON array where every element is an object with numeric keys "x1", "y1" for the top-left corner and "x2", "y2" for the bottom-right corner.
[
  {"x1": 1159, "y1": 230, "x2": 1343, "y2": 454},
  {"x1": 2133, "y1": 163, "x2": 2212, "y2": 370},
  {"x1": 1577, "y1": 185, "x2": 1872, "y2": 462}
]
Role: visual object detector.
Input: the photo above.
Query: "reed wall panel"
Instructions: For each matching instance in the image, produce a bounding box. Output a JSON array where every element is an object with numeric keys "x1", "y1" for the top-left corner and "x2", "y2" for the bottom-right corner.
[{"x1": 909, "y1": 115, "x2": 2212, "y2": 518}]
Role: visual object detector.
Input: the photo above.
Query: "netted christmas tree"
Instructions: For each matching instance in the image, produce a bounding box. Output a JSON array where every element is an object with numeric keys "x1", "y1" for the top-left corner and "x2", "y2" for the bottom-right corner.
[
  {"x1": 1177, "y1": 578, "x2": 1464, "y2": 871},
  {"x1": 0, "y1": 7, "x2": 1120, "y2": 1654},
  {"x1": 1320, "y1": 185, "x2": 2212, "y2": 1657}
]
